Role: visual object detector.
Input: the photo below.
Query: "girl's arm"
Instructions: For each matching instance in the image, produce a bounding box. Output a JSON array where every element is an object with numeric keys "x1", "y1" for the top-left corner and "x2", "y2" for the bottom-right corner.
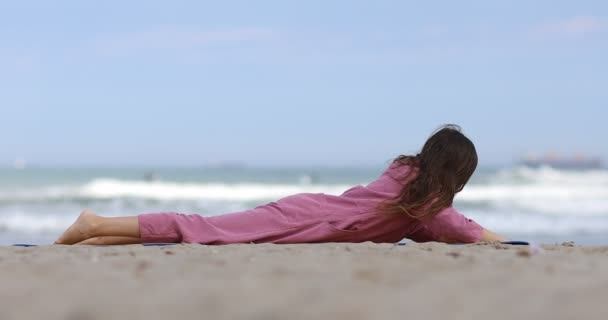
[
  {"x1": 480, "y1": 228, "x2": 509, "y2": 242},
  {"x1": 421, "y1": 207, "x2": 509, "y2": 244}
]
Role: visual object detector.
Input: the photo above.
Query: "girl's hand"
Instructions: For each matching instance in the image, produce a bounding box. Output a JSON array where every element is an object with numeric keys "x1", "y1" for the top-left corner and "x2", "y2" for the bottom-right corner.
[{"x1": 480, "y1": 228, "x2": 509, "y2": 242}]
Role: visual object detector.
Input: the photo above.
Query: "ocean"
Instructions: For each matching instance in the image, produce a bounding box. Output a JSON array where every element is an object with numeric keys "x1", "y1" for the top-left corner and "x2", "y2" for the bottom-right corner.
[{"x1": 1, "y1": 165, "x2": 607, "y2": 245}]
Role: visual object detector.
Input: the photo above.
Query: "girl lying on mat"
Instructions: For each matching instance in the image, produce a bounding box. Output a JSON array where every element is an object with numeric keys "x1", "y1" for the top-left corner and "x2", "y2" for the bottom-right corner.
[{"x1": 55, "y1": 124, "x2": 508, "y2": 245}]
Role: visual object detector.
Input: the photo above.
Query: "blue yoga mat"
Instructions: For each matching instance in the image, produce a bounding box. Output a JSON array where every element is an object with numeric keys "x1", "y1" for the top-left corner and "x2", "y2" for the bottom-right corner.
[
  {"x1": 13, "y1": 241, "x2": 530, "y2": 247},
  {"x1": 11, "y1": 243, "x2": 179, "y2": 247},
  {"x1": 396, "y1": 241, "x2": 529, "y2": 246},
  {"x1": 499, "y1": 241, "x2": 529, "y2": 245}
]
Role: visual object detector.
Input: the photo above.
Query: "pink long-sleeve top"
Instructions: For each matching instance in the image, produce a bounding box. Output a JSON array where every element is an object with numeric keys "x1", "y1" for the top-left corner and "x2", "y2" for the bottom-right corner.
[{"x1": 138, "y1": 162, "x2": 483, "y2": 244}]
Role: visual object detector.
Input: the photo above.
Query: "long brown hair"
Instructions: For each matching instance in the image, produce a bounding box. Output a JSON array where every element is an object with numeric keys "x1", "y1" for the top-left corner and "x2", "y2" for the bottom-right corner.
[{"x1": 380, "y1": 124, "x2": 478, "y2": 219}]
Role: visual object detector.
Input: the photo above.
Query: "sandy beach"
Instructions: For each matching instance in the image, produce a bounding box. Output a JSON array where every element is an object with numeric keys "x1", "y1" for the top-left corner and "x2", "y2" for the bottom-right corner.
[{"x1": 1, "y1": 242, "x2": 607, "y2": 320}]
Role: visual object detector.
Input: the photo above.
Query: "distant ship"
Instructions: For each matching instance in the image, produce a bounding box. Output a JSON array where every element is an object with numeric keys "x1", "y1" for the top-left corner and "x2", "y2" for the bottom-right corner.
[{"x1": 520, "y1": 153, "x2": 603, "y2": 170}]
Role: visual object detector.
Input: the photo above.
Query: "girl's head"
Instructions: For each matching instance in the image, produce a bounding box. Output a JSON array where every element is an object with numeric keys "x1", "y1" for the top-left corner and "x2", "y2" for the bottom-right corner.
[{"x1": 382, "y1": 124, "x2": 478, "y2": 218}]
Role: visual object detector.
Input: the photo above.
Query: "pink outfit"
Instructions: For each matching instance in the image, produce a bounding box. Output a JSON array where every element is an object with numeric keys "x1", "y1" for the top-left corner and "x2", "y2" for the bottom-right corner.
[{"x1": 138, "y1": 163, "x2": 483, "y2": 244}]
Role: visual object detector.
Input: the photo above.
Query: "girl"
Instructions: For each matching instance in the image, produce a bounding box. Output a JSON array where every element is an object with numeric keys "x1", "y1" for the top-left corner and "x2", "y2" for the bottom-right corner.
[{"x1": 55, "y1": 124, "x2": 507, "y2": 245}]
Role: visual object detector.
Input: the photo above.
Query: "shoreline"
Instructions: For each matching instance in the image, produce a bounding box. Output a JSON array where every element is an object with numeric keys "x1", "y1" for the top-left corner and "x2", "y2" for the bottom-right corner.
[{"x1": 2, "y1": 242, "x2": 607, "y2": 320}]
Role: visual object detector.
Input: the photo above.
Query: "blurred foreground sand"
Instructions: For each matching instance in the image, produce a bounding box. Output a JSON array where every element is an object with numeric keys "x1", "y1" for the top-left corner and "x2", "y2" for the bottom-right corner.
[{"x1": 1, "y1": 242, "x2": 607, "y2": 320}]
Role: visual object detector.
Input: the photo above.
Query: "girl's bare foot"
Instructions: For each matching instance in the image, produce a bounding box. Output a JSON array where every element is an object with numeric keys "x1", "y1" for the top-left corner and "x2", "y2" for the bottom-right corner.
[{"x1": 55, "y1": 210, "x2": 100, "y2": 245}]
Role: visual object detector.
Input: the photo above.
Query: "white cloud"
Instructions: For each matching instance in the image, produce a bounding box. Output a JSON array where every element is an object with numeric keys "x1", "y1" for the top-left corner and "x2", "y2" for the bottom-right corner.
[
  {"x1": 0, "y1": 49, "x2": 40, "y2": 75},
  {"x1": 91, "y1": 26, "x2": 279, "y2": 56},
  {"x1": 419, "y1": 25, "x2": 450, "y2": 38},
  {"x1": 533, "y1": 16, "x2": 606, "y2": 36}
]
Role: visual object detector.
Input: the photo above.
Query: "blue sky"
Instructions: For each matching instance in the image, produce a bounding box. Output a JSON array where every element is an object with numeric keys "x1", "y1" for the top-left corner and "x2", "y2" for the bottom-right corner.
[{"x1": 1, "y1": 0, "x2": 607, "y2": 167}]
